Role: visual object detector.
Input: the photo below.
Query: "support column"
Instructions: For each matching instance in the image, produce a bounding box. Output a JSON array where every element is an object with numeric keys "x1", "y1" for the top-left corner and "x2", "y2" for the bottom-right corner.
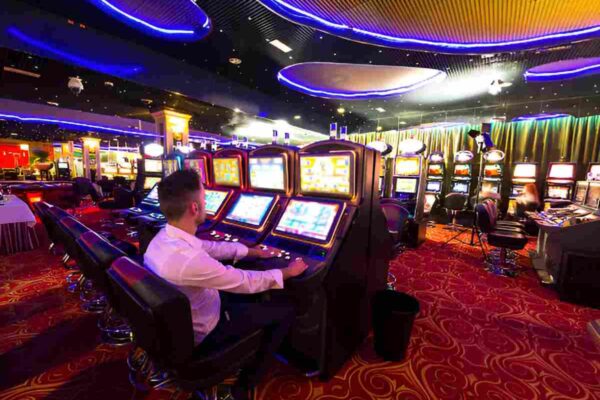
[
  {"x1": 151, "y1": 109, "x2": 192, "y2": 154},
  {"x1": 82, "y1": 137, "x2": 101, "y2": 181}
]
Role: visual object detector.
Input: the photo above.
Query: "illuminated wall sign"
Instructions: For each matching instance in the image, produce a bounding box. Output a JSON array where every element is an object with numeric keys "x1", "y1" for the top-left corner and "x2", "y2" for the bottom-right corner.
[{"x1": 144, "y1": 143, "x2": 164, "y2": 157}]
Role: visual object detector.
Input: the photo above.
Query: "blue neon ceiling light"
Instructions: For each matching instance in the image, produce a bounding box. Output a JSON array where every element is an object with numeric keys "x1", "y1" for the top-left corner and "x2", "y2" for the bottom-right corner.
[
  {"x1": 277, "y1": 67, "x2": 446, "y2": 99},
  {"x1": 258, "y1": 0, "x2": 600, "y2": 54},
  {"x1": 89, "y1": 0, "x2": 211, "y2": 41},
  {"x1": 512, "y1": 113, "x2": 572, "y2": 122},
  {"x1": 7, "y1": 27, "x2": 143, "y2": 77},
  {"x1": 524, "y1": 58, "x2": 600, "y2": 82}
]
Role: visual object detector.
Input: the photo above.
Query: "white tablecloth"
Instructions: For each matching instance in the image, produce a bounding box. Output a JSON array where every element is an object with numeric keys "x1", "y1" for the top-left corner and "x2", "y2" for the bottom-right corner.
[{"x1": 0, "y1": 195, "x2": 36, "y2": 226}]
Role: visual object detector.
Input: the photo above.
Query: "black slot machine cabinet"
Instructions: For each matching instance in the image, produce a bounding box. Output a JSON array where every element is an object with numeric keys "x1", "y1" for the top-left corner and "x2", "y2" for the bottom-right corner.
[
  {"x1": 234, "y1": 139, "x2": 392, "y2": 379},
  {"x1": 198, "y1": 144, "x2": 298, "y2": 247},
  {"x1": 184, "y1": 149, "x2": 212, "y2": 188},
  {"x1": 424, "y1": 151, "x2": 445, "y2": 215},
  {"x1": 390, "y1": 153, "x2": 422, "y2": 214},
  {"x1": 507, "y1": 161, "x2": 538, "y2": 216},
  {"x1": 543, "y1": 162, "x2": 577, "y2": 210},
  {"x1": 135, "y1": 143, "x2": 164, "y2": 195},
  {"x1": 195, "y1": 147, "x2": 248, "y2": 233},
  {"x1": 481, "y1": 150, "x2": 505, "y2": 196},
  {"x1": 573, "y1": 163, "x2": 600, "y2": 206},
  {"x1": 449, "y1": 150, "x2": 474, "y2": 196},
  {"x1": 56, "y1": 159, "x2": 71, "y2": 180},
  {"x1": 365, "y1": 141, "x2": 394, "y2": 198}
]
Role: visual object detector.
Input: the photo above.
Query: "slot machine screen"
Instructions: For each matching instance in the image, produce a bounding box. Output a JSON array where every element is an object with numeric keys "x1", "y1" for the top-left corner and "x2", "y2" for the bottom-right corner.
[
  {"x1": 58, "y1": 162, "x2": 69, "y2": 169},
  {"x1": 548, "y1": 163, "x2": 575, "y2": 179},
  {"x1": 482, "y1": 181, "x2": 499, "y2": 194},
  {"x1": 511, "y1": 185, "x2": 524, "y2": 197},
  {"x1": 185, "y1": 159, "x2": 208, "y2": 184},
  {"x1": 144, "y1": 159, "x2": 163, "y2": 173},
  {"x1": 213, "y1": 157, "x2": 241, "y2": 187},
  {"x1": 453, "y1": 164, "x2": 471, "y2": 177},
  {"x1": 547, "y1": 185, "x2": 570, "y2": 199},
  {"x1": 394, "y1": 157, "x2": 421, "y2": 176},
  {"x1": 451, "y1": 181, "x2": 469, "y2": 194},
  {"x1": 428, "y1": 164, "x2": 443, "y2": 176},
  {"x1": 300, "y1": 154, "x2": 353, "y2": 197},
  {"x1": 249, "y1": 157, "x2": 286, "y2": 191},
  {"x1": 226, "y1": 194, "x2": 275, "y2": 227},
  {"x1": 585, "y1": 183, "x2": 600, "y2": 209},
  {"x1": 484, "y1": 164, "x2": 502, "y2": 178},
  {"x1": 204, "y1": 190, "x2": 229, "y2": 215},
  {"x1": 395, "y1": 178, "x2": 418, "y2": 194},
  {"x1": 514, "y1": 163, "x2": 536, "y2": 178},
  {"x1": 144, "y1": 176, "x2": 162, "y2": 190},
  {"x1": 275, "y1": 200, "x2": 340, "y2": 242},
  {"x1": 574, "y1": 183, "x2": 588, "y2": 204},
  {"x1": 426, "y1": 180, "x2": 442, "y2": 193}
]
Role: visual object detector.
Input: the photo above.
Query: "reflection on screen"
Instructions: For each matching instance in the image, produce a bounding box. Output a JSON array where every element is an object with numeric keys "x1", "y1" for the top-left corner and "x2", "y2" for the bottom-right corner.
[
  {"x1": 249, "y1": 157, "x2": 285, "y2": 191},
  {"x1": 484, "y1": 165, "x2": 502, "y2": 178},
  {"x1": 395, "y1": 178, "x2": 417, "y2": 193},
  {"x1": 548, "y1": 164, "x2": 575, "y2": 179},
  {"x1": 395, "y1": 157, "x2": 420, "y2": 176},
  {"x1": 186, "y1": 159, "x2": 207, "y2": 184},
  {"x1": 428, "y1": 164, "x2": 443, "y2": 176},
  {"x1": 482, "y1": 181, "x2": 499, "y2": 193},
  {"x1": 213, "y1": 158, "x2": 241, "y2": 187},
  {"x1": 204, "y1": 190, "x2": 228, "y2": 215},
  {"x1": 300, "y1": 155, "x2": 352, "y2": 196},
  {"x1": 585, "y1": 184, "x2": 600, "y2": 208},
  {"x1": 547, "y1": 185, "x2": 570, "y2": 199},
  {"x1": 426, "y1": 181, "x2": 441, "y2": 192},
  {"x1": 146, "y1": 185, "x2": 159, "y2": 201},
  {"x1": 276, "y1": 200, "x2": 339, "y2": 242},
  {"x1": 226, "y1": 194, "x2": 275, "y2": 226},
  {"x1": 574, "y1": 184, "x2": 587, "y2": 204},
  {"x1": 144, "y1": 176, "x2": 161, "y2": 189},
  {"x1": 514, "y1": 164, "x2": 536, "y2": 178},
  {"x1": 452, "y1": 182, "x2": 469, "y2": 194},
  {"x1": 454, "y1": 164, "x2": 471, "y2": 176},
  {"x1": 144, "y1": 159, "x2": 162, "y2": 173}
]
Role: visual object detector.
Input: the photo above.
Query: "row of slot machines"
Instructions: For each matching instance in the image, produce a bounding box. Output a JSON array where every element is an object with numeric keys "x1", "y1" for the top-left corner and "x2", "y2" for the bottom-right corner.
[{"x1": 127, "y1": 140, "x2": 392, "y2": 379}]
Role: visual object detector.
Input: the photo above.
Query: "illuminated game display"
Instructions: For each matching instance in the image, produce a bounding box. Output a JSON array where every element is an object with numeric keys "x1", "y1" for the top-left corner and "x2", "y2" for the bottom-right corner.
[
  {"x1": 548, "y1": 163, "x2": 575, "y2": 179},
  {"x1": 186, "y1": 159, "x2": 208, "y2": 184},
  {"x1": 394, "y1": 157, "x2": 420, "y2": 176},
  {"x1": 226, "y1": 194, "x2": 275, "y2": 227},
  {"x1": 428, "y1": 164, "x2": 443, "y2": 176},
  {"x1": 249, "y1": 157, "x2": 286, "y2": 191},
  {"x1": 275, "y1": 200, "x2": 339, "y2": 242},
  {"x1": 144, "y1": 159, "x2": 163, "y2": 173},
  {"x1": 482, "y1": 181, "x2": 499, "y2": 193},
  {"x1": 394, "y1": 178, "x2": 418, "y2": 194},
  {"x1": 58, "y1": 161, "x2": 68, "y2": 169},
  {"x1": 585, "y1": 183, "x2": 600, "y2": 209},
  {"x1": 300, "y1": 154, "x2": 352, "y2": 196},
  {"x1": 453, "y1": 164, "x2": 471, "y2": 176},
  {"x1": 426, "y1": 181, "x2": 442, "y2": 193},
  {"x1": 514, "y1": 164, "x2": 536, "y2": 179},
  {"x1": 574, "y1": 183, "x2": 588, "y2": 204},
  {"x1": 144, "y1": 176, "x2": 161, "y2": 190},
  {"x1": 484, "y1": 165, "x2": 502, "y2": 178},
  {"x1": 213, "y1": 157, "x2": 241, "y2": 187},
  {"x1": 204, "y1": 190, "x2": 229, "y2": 215},
  {"x1": 547, "y1": 185, "x2": 570, "y2": 199},
  {"x1": 451, "y1": 181, "x2": 469, "y2": 194}
]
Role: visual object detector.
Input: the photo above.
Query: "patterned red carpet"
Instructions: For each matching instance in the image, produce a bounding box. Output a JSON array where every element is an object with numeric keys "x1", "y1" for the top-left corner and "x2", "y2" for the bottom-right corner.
[{"x1": 1, "y1": 211, "x2": 599, "y2": 400}]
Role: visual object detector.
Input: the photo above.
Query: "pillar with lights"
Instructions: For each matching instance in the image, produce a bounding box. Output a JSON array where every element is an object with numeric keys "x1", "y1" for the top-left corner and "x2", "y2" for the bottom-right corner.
[{"x1": 81, "y1": 137, "x2": 101, "y2": 181}]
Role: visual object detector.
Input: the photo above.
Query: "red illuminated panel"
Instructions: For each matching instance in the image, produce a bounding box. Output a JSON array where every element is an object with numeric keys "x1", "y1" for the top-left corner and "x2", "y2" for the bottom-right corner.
[
  {"x1": 428, "y1": 164, "x2": 443, "y2": 176},
  {"x1": 454, "y1": 164, "x2": 471, "y2": 176},
  {"x1": 484, "y1": 165, "x2": 502, "y2": 178}
]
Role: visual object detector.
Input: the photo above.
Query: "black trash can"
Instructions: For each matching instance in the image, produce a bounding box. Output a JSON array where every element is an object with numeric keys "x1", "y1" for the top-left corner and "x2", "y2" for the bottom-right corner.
[{"x1": 372, "y1": 290, "x2": 420, "y2": 361}]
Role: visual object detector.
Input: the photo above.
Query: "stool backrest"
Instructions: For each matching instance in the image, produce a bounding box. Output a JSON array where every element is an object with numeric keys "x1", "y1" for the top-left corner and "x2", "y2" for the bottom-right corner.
[
  {"x1": 475, "y1": 203, "x2": 494, "y2": 233},
  {"x1": 380, "y1": 200, "x2": 410, "y2": 234},
  {"x1": 107, "y1": 257, "x2": 195, "y2": 367},
  {"x1": 77, "y1": 231, "x2": 127, "y2": 296},
  {"x1": 444, "y1": 193, "x2": 467, "y2": 211},
  {"x1": 59, "y1": 217, "x2": 91, "y2": 262}
]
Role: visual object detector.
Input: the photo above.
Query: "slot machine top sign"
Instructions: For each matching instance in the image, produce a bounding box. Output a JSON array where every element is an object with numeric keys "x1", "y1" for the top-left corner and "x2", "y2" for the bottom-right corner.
[
  {"x1": 398, "y1": 139, "x2": 426, "y2": 155},
  {"x1": 455, "y1": 150, "x2": 474, "y2": 163}
]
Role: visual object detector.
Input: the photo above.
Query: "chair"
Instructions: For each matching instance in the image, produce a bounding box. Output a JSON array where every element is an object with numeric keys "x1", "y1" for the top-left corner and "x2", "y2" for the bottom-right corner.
[
  {"x1": 444, "y1": 193, "x2": 468, "y2": 230},
  {"x1": 58, "y1": 217, "x2": 92, "y2": 292},
  {"x1": 47, "y1": 206, "x2": 72, "y2": 255},
  {"x1": 138, "y1": 220, "x2": 165, "y2": 255},
  {"x1": 32, "y1": 201, "x2": 54, "y2": 251},
  {"x1": 98, "y1": 186, "x2": 135, "y2": 210},
  {"x1": 73, "y1": 177, "x2": 101, "y2": 215},
  {"x1": 107, "y1": 257, "x2": 264, "y2": 399},
  {"x1": 475, "y1": 203, "x2": 528, "y2": 277},
  {"x1": 380, "y1": 199, "x2": 410, "y2": 252}
]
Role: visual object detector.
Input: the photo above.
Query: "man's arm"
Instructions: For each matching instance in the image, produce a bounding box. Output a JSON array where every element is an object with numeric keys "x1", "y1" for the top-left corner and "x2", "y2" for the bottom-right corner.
[{"x1": 201, "y1": 239, "x2": 248, "y2": 261}]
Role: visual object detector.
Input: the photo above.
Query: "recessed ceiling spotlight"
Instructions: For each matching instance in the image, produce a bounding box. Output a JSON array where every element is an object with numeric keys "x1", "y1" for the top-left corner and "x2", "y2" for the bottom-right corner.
[
  {"x1": 375, "y1": 107, "x2": 386, "y2": 113},
  {"x1": 234, "y1": 108, "x2": 241, "y2": 113},
  {"x1": 269, "y1": 39, "x2": 292, "y2": 53},
  {"x1": 229, "y1": 57, "x2": 242, "y2": 65},
  {"x1": 104, "y1": 81, "x2": 114, "y2": 87},
  {"x1": 399, "y1": 121, "x2": 407, "y2": 125},
  {"x1": 293, "y1": 115, "x2": 301, "y2": 120},
  {"x1": 337, "y1": 107, "x2": 346, "y2": 114},
  {"x1": 46, "y1": 101, "x2": 59, "y2": 107},
  {"x1": 376, "y1": 126, "x2": 382, "y2": 131}
]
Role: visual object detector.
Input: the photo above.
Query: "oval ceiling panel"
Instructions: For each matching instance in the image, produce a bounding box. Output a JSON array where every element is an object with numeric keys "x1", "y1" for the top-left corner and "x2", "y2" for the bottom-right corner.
[
  {"x1": 278, "y1": 62, "x2": 445, "y2": 99},
  {"x1": 89, "y1": 0, "x2": 211, "y2": 41},
  {"x1": 258, "y1": 0, "x2": 600, "y2": 54},
  {"x1": 524, "y1": 57, "x2": 600, "y2": 82}
]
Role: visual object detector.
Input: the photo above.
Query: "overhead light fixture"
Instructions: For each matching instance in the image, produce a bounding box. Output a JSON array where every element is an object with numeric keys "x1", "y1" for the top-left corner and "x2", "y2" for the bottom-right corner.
[
  {"x1": 293, "y1": 115, "x2": 301, "y2": 120},
  {"x1": 337, "y1": 107, "x2": 346, "y2": 114},
  {"x1": 229, "y1": 57, "x2": 242, "y2": 65},
  {"x1": 269, "y1": 39, "x2": 292, "y2": 53},
  {"x1": 399, "y1": 121, "x2": 407, "y2": 125},
  {"x1": 234, "y1": 108, "x2": 241, "y2": 113},
  {"x1": 376, "y1": 125, "x2": 382, "y2": 131},
  {"x1": 46, "y1": 101, "x2": 59, "y2": 107},
  {"x1": 375, "y1": 107, "x2": 386, "y2": 113}
]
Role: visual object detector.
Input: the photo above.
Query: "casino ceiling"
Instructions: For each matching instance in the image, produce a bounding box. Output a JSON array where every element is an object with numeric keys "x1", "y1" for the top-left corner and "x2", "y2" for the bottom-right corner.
[{"x1": 1, "y1": 0, "x2": 600, "y2": 137}]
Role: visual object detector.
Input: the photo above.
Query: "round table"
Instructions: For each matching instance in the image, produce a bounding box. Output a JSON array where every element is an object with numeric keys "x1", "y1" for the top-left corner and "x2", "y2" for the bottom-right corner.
[{"x1": 0, "y1": 195, "x2": 39, "y2": 254}]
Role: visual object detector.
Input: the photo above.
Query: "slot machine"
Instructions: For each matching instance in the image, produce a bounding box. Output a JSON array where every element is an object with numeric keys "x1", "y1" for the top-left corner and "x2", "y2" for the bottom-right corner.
[
  {"x1": 543, "y1": 162, "x2": 576, "y2": 210},
  {"x1": 424, "y1": 151, "x2": 444, "y2": 215},
  {"x1": 507, "y1": 162, "x2": 538, "y2": 216},
  {"x1": 198, "y1": 144, "x2": 297, "y2": 247},
  {"x1": 184, "y1": 149, "x2": 212, "y2": 188},
  {"x1": 365, "y1": 141, "x2": 394, "y2": 198},
  {"x1": 573, "y1": 163, "x2": 600, "y2": 206},
  {"x1": 481, "y1": 149, "x2": 505, "y2": 196},
  {"x1": 234, "y1": 139, "x2": 391, "y2": 379},
  {"x1": 135, "y1": 143, "x2": 164, "y2": 194},
  {"x1": 56, "y1": 159, "x2": 71, "y2": 180},
  {"x1": 450, "y1": 150, "x2": 474, "y2": 195}
]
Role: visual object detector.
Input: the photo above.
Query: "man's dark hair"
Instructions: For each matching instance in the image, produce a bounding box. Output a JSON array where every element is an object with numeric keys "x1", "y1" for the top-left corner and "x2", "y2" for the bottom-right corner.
[{"x1": 157, "y1": 169, "x2": 202, "y2": 221}]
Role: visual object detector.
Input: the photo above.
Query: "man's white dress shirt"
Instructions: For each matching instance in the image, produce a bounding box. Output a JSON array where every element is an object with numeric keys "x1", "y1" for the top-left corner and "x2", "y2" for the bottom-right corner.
[{"x1": 144, "y1": 224, "x2": 284, "y2": 344}]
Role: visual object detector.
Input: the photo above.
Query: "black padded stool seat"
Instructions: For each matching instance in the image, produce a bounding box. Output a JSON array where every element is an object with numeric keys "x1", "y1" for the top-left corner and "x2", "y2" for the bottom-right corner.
[
  {"x1": 107, "y1": 257, "x2": 264, "y2": 394},
  {"x1": 488, "y1": 230, "x2": 528, "y2": 250}
]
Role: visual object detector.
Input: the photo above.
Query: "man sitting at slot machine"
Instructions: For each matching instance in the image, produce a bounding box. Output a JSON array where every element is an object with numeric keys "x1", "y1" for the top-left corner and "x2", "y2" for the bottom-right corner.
[{"x1": 145, "y1": 169, "x2": 308, "y2": 400}]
